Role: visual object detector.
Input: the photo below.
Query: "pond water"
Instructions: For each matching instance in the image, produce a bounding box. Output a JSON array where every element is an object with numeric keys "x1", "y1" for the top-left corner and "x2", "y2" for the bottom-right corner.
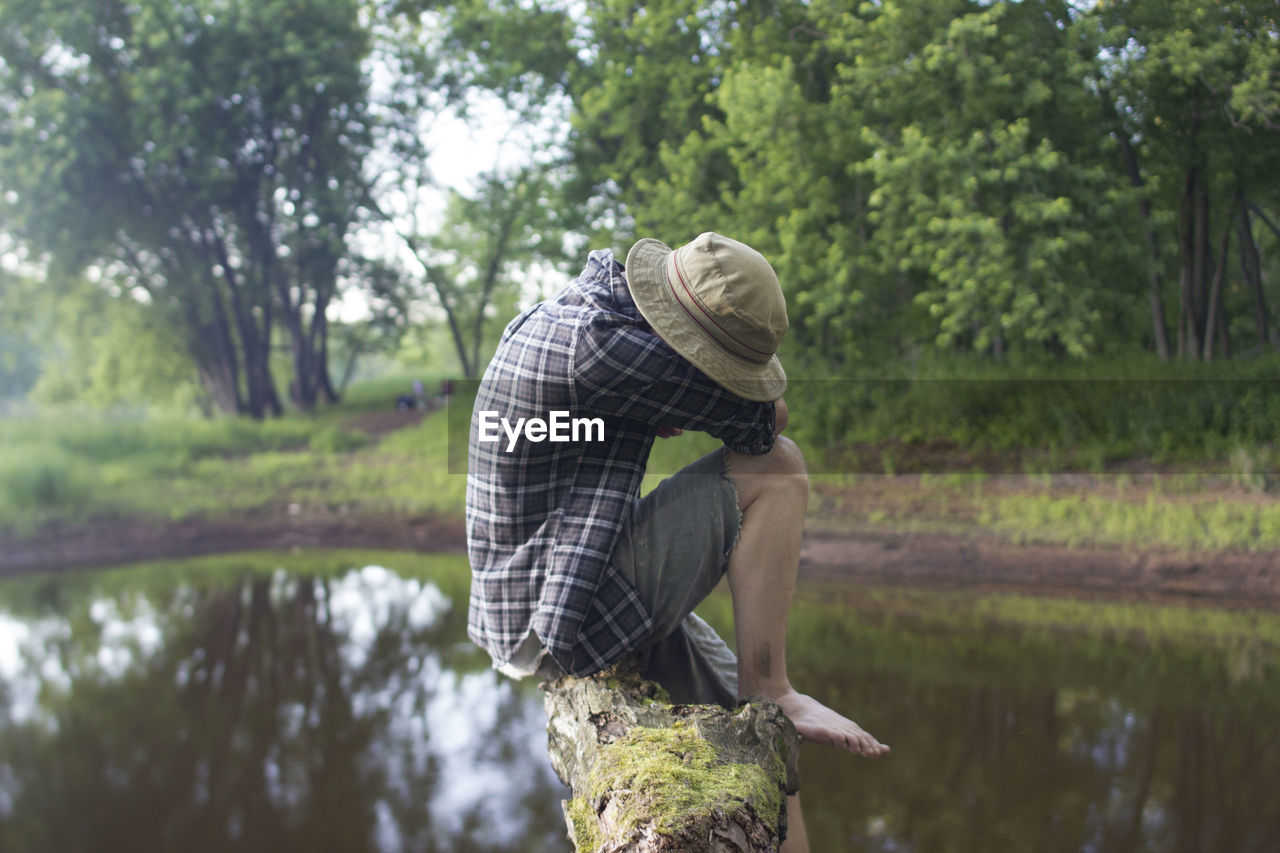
[{"x1": 0, "y1": 550, "x2": 1277, "y2": 853}]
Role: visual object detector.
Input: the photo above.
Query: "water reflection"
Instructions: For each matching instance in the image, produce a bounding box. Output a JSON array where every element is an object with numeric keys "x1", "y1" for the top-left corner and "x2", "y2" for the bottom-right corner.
[
  {"x1": 0, "y1": 558, "x2": 567, "y2": 853},
  {"x1": 781, "y1": 599, "x2": 1280, "y2": 853},
  {"x1": 2, "y1": 556, "x2": 1279, "y2": 853}
]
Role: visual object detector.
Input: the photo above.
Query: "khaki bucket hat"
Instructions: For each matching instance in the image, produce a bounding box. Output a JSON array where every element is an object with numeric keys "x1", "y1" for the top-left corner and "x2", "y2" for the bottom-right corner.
[{"x1": 625, "y1": 232, "x2": 787, "y2": 402}]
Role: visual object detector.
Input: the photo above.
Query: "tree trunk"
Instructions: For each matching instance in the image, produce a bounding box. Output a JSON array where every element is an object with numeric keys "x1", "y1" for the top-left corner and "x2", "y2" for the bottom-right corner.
[
  {"x1": 260, "y1": 299, "x2": 284, "y2": 417},
  {"x1": 285, "y1": 310, "x2": 315, "y2": 410},
  {"x1": 198, "y1": 364, "x2": 241, "y2": 415},
  {"x1": 1192, "y1": 163, "x2": 1211, "y2": 348},
  {"x1": 211, "y1": 230, "x2": 276, "y2": 419},
  {"x1": 1238, "y1": 201, "x2": 1271, "y2": 351},
  {"x1": 544, "y1": 662, "x2": 800, "y2": 853},
  {"x1": 315, "y1": 308, "x2": 340, "y2": 404},
  {"x1": 1177, "y1": 160, "x2": 1204, "y2": 359},
  {"x1": 1202, "y1": 195, "x2": 1235, "y2": 361},
  {"x1": 1112, "y1": 99, "x2": 1171, "y2": 360},
  {"x1": 181, "y1": 275, "x2": 243, "y2": 416}
]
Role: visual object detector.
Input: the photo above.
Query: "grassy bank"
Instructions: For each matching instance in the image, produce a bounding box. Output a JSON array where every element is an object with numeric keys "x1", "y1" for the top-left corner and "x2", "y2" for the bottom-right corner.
[
  {"x1": 788, "y1": 352, "x2": 1280, "y2": 474},
  {"x1": 0, "y1": 377, "x2": 466, "y2": 534},
  {"x1": 2, "y1": 360, "x2": 1277, "y2": 552},
  {"x1": 806, "y1": 470, "x2": 1280, "y2": 552}
]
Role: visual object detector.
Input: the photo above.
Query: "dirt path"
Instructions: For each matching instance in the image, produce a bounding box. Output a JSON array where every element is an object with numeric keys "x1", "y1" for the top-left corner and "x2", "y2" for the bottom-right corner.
[
  {"x1": 3, "y1": 511, "x2": 1277, "y2": 611},
  {"x1": 0, "y1": 512, "x2": 466, "y2": 577},
  {"x1": 799, "y1": 526, "x2": 1280, "y2": 611}
]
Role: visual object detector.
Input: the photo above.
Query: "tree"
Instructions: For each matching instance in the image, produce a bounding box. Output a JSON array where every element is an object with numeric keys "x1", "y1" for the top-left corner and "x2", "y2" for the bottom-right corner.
[
  {"x1": 841, "y1": 0, "x2": 1135, "y2": 359},
  {"x1": 28, "y1": 273, "x2": 203, "y2": 410},
  {"x1": 355, "y1": 0, "x2": 1280, "y2": 370},
  {"x1": 383, "y1": 165, "x2": 570, "y2": 379},
  {"x1": 363, "y1": 3, "x2": 580, "y2": 379},
  {"x1": 0, "y1": 267, "x2": 47, "y2": 401},
  {"x1": 0, "y1": 0, "x2": 374, "y2": 416},
  {"x1": 1091, "y1": 0, "x2": 1280, "y2": 359}
]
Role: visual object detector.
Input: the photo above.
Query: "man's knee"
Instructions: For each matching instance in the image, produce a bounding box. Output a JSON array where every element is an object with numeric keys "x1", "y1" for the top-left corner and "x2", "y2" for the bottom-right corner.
[
  {"x1": 732, "y1": 434, "x2": 806, "y2": 475},
  {"x1": 767, "y1": 436, "x2": 807, "y2": 477},
  {"x1": 726, "y1": 435, "x2": 810, "y2": 508}
]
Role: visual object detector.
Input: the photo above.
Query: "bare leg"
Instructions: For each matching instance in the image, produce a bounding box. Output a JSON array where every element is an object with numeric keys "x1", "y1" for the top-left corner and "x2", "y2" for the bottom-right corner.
[
  {"x1": 725, "y1": 437, "x2": 890, "y2": 758},
  {"x1": 782, "y1": 794, "x2": 809, "y2": 853}
]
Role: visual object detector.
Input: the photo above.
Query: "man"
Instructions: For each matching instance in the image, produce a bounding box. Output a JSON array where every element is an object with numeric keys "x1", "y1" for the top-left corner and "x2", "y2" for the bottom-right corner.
[{"x1": 466, "y1": 232, "x2": 888, "y2": 850}]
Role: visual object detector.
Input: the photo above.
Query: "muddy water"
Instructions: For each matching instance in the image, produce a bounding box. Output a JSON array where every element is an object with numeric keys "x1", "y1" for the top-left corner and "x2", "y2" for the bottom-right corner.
[{"x1": 1, "y1": 552, "x2": 1277, "y2": 852}]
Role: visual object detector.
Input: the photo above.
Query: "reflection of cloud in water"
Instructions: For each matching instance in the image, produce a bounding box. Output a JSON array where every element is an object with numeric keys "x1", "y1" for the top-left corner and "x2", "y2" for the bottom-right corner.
[
  {"x1": 2, "y1": 593, "x2": 166, "y2": 728},
  {"x1": 0, "y1": 561, "x2": 566, "y2": 851},
  {"x1": 326, "y1": 565, "x2": 563, "y2": 851},
  {"x1": 89, "y1": 595, "x2": 164, "y2": 678},
  {"x1": 425, "y1": 669, "x2": 559, "y2": 849},
  {"x1": 0, "y1": 613, "x2": 72, "y2": 728},
  {"x1": 326, "y1": 565, "x2": 451, "y2": 671},
  {"x1": 7, "y1": 559, "x2": 1279, "y2": 851}
]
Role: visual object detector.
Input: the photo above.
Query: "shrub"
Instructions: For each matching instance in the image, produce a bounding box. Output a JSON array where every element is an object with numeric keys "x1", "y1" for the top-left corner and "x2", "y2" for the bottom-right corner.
[
  {"x1": 0, "y1": 445, "x2": 93, "y2": 511},
  {"x1": 309, "y1": 425, "x2": 369, "y2": 454}
]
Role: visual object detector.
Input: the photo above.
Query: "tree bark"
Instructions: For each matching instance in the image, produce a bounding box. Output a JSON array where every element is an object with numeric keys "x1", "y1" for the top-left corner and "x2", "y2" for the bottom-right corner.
[
  {"x1": 1237, "y1": 201, "x2": 1272, "y2": 351},
  {"x1": 1111, "y1": 97, "x2": 1171, "y2": 360},
  {"x1": 1202, "y1": 193, "x2": 1235, "y2": 361},
  {"x1": 1192, "y1": 162, "x2": 1211, "y2": 348},
  {"x1": 315, "y1": 308, "x2": 340, "y2": 404},
  {"x1": 210, "y1": 228, "x2": 276, "y2": 418},
  {"x1": 1177, "y1": 159, "x2": 1204, "y2": 359},
  {"x1": 543, "y1": 662, "x2": 800, "y2": 853}
]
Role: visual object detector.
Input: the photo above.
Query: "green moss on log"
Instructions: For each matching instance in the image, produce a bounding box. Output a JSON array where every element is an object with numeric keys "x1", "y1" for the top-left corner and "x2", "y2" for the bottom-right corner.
[{"x1": 568, "y1": 723, "x2": 783, "y2": 847}]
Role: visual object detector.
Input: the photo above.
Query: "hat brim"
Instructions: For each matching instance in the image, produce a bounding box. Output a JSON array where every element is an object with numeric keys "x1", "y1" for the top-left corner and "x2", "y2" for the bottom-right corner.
[{"x1": 625, "y1": 238, "x2": 786, "y2": 403}]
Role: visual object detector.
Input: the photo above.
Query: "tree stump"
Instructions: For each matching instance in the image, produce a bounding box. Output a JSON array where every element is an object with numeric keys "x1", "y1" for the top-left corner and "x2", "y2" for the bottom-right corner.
[{"x1": 542, "y1": 661, "x2": 801, "y2": 852}]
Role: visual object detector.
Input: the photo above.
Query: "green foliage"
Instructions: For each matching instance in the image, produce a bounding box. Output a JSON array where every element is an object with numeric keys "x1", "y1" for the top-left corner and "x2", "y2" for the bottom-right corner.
[
  {"x1": 333, "y1": 371, "x2": 439, "y2": 412},
  {"x1": 1229, "y1": 444, "x2": 1278, "y2": 494},
  {"x1": 0, "y1": 269, "x2": 48, "y2": 400},
  {"x1": 447, "y1": 0, "x2": 1278, "y2": 368},
  {"x1": 787, "y1": 354, "x2": 1280, "y2": 466},
  {"x1": 0, "y1": 548, "x2": 475, "y2": 611},
  {"x1": 566, "y1": 0, "x2": 733, "y2": 216},
  {"x1": 422, "y1": 165, "x2": 573, "y2": 378},
  {"x1": 308, "y1": 425, "x2": 370, "y2": 454},
  {"x1": 0, "y1": 384, "x2": 467, "y2": 532},
  {"x1": 0, "y1": 412, "x2": 315, "y2": 466},
  {"x1": 0, "y1": 444, "x2": 93, "y2": 511},
  {"x1": 25, "y1": 275, "x2": 203, "y2": 411},
  {"x1": 0, "y1": 410, "x2": 308, "y2": 529},
  {"x1": 983, "y1": 490, "x2": 1280, "y2": 551},
  {"x1": 0, "y1": 0, "x2": 375, "y2": 415}
]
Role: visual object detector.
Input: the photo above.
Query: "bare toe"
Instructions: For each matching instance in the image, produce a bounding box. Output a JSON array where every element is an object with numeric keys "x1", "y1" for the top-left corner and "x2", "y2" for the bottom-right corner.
[{"x1": 776, "y1": 690, "x2": 889, "y2": 758}]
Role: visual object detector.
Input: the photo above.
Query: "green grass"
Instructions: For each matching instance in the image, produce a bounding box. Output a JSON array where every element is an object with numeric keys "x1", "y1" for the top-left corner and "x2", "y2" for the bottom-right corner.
[
  {"x1": 3, "y1": 361, "x2": 1279, "y2": 553},
  {"x1": 981, "y1": 490, "x2": 1280, "y2": 550},
  {"x1": 333, "y1": 371, "x2": 451, "y2": 413},
  {"x1": 0, "y1": 392, "x2": 464, "y2": 533},
  {"x1": 808, "y1": 469, "x2": 1279, "y2": 551},
  {"x1": 788, "y1": 352, "x2": 1280, "y2": 472}
]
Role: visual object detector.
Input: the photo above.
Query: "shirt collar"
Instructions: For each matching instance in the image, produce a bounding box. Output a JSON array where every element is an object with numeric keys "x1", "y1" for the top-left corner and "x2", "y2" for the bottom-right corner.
[{"x1": 580, "y1": 249, "x2": 641, "y2": 320}]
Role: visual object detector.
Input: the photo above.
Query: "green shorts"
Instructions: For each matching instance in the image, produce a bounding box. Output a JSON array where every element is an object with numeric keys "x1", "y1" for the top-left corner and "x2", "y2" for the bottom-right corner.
[{"x1": 608, "y1": 447, "x2": 742, "y2": 707}]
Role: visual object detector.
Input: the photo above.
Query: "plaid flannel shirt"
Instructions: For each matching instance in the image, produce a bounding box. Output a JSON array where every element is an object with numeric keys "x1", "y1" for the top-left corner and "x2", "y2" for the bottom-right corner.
[{"x1": 465, "y1": 249, "x2": 776, "y2": 677}]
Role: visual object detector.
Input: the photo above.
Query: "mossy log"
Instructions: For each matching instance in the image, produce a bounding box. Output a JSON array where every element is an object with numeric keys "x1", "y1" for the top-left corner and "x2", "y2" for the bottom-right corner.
[{"x1": 542, "y1": 661, "x2": 801, "y2": 852}]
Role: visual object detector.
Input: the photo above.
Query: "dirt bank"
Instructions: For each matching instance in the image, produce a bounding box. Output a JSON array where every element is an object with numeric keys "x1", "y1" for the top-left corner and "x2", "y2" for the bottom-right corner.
[
  {"x1": 0, "y1": 512, "x2": 466, "y2": 577},
  {"x1": 799, "y1": 526, "x2": 1280, "y2": 611},
  {"x1": 3, "y1": 511, "x2": 1277, "y2": 612}
]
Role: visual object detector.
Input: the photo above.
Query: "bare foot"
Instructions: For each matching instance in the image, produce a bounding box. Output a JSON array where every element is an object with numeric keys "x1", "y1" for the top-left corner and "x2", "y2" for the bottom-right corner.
[{"x1": 775, "y1": 690, "x2": 890, "y2": 757}]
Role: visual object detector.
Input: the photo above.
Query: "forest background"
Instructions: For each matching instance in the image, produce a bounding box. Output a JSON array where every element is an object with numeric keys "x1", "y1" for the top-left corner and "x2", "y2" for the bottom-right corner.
[{"x1": 1, "y1": 0, "x2": 1278, "y2": 552}]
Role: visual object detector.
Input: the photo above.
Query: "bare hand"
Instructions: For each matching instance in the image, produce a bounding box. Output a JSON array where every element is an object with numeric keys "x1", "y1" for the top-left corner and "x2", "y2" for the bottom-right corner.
[{"x1": 656, "y1": 426, "x2": 684, "y2": 439}]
